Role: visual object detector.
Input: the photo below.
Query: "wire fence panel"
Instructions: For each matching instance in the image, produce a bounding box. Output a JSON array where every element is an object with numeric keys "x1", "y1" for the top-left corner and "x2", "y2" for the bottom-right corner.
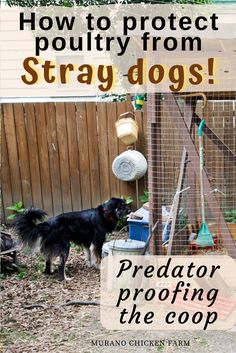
[{"x1": 147, "y1": 93, "x2": 236, "y2": 257}]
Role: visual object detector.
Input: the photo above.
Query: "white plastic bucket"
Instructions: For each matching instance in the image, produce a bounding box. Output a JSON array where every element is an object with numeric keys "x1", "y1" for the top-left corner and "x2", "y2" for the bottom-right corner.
[
  {"x1": 108, "y1": 239, "x2": 145, "y2": 255},
  {"x1": 112, "y1": 150, "x2": 147, "y2": 181},
  {"x1": 102, "y1": 242, "x2": 110, "y2": 258}
]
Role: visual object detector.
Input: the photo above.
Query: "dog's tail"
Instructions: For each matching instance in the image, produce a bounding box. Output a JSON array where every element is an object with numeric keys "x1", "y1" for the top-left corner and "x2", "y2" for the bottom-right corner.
[{"x1": 14, "y1": 208, "x2": 48, "y2": 248}]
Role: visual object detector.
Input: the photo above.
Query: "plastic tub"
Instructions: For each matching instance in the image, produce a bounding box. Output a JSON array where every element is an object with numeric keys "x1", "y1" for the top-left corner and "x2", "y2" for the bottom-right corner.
[{"x1": 102, "y1": 239, "x2": 146, "y2": 256}]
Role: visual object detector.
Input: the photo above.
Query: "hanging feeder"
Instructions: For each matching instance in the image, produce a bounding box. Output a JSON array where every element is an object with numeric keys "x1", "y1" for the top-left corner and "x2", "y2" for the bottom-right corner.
[
  {"x1": 132, "y1": 94, "x2": 145, "y2": 111},
  {"x1": 115, "y1": 112, "x2": 138, "y2": 145},
  {"x1": 112, "y1": 150, "x2": 147, "y2": 181}
]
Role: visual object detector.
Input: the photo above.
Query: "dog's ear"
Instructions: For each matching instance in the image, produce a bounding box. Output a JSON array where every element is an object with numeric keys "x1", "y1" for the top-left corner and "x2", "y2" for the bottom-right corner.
[
  {"x1": 97, "y1": 205, "x2": 104, "y2": 214},
  {"x1": 115, "y1": 198, "x2": 126, "y2": 206},
  {"x1": 103, "y1": 198, "x2": 116, "y2": 213}
]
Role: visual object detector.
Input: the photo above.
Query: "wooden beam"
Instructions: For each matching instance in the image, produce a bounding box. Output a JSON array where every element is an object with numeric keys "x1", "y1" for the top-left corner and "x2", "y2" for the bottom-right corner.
[
  {"x1": 167, "y1": 151, "x2": 187, "y2": 255},
  {"x1": 148, "y1": 93, "x2": 163, "y2": 255},
  {"x1": 182, "y1": 100, "x2": 198, "y2": 230},
  {"x1": 167, "y1": 99, "x2": 197, "y2": 254}
]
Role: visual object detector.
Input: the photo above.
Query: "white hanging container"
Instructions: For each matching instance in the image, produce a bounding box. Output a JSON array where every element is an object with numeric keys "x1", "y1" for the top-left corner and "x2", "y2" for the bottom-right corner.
[{"x1": 112, "y1": 150, "x2": 147, "y2": 181}]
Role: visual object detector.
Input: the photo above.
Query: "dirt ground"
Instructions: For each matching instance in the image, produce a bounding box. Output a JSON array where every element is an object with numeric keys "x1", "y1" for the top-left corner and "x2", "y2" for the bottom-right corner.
[{"x1": 1, "y1": 234, "x2": 236, "y2": 353}]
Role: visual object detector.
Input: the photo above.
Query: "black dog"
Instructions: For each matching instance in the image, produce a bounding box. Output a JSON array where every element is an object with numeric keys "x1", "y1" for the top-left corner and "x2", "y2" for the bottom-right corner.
[{"x1": 14, "y1": 198, "x2": 130, "y2": 280}]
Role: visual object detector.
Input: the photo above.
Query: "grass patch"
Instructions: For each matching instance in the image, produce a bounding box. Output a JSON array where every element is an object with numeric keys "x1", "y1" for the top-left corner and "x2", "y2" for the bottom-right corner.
[
  {"x1": 1, "y1": 328, "x2": 37, "y2": 347},
  {"x1": 11, "y1": 264, "x2": 28, "y2": 280},
  {"x1": 33, "y1": 255, "x2": 45, "y2": 272},
  {"x1": 71, "y1": 243, "x2": 81, "y2": 253},
  {"x1": 16, "y1": 269, "x2": 28, "y2": 280}
]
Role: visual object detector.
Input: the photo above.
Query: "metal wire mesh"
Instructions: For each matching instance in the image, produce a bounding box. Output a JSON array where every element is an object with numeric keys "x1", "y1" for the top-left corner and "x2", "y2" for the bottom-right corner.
[{"x1": 147, "y1": 92, "x2": 236, "y2": 257}]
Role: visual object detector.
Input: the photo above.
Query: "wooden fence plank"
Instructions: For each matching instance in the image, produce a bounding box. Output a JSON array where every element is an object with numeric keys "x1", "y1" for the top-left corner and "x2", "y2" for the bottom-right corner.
[
  {"x1": 97, "y1": 102, "x2": 110, "y2": 202},
  {"x1": 107, "y1": 102, "x2": 120, "y2": 198},
  {"x1": 1, "y1": 113, "x2": 13, "y2": 221},
  {"x1": 76, "y1": 102, "x2": 91, "y2": 210},
  {"x1": 125, "y1": 98, "x2": 146, "y2": 208},
  {"x1": 86, "y1": 102, "x2": 101, "y2": 207},
  {"x1": 56, "y1": 103, "x2": 72, "y2": 212},
  {"x1": 202, "y1": 101, "x2": 216, "y2": 190},
  {"x1": 65, "y1": 102, "x2": 82, "y2": 211},
  {"x1": 13, "y1": 103, "x2": 32, "y2": 208},
  {"x1": 117, "y1": 102, "x2": 135, "y2": 201},
  {"x1": 148, "y1": 93, "x2": 163, "y2": 255},
  {"x1": 34, "y1": 103, "x2": 53, "y2": 215},
  {"x1": 3, "y1": 104, "x2": 22, "y2": 204},
  {"x1": 1, "y1": 192, "x2": 6, "y2": 224},
  {"x1": 24, "y1": 104, "x2": 43, "y2": 209},
  {"x1": 134, "y1": 107, "x2": 145, "y2": 208},
  {"x1": 142, "y1": 103, "x2": 148, "y2": 192},
  {"x1": 45, "y1": 102, "x2": 62, "y2": 215},
  {"x1": 135, "y1": 103, "x2": 148, "y2": 207},
  {"x1": 142, "y1": 102, "x2": 148, "y2": 163},
  {"x1": 162, "y1": 101, "x2": 177, "y2": 199}
]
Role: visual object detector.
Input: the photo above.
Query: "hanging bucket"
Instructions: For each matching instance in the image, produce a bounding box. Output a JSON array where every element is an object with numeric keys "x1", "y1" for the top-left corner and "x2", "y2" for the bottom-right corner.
[
  {"x1": 112, "y1": 150, "x2": 147, "y2": 181},
  {"x1": 115, "y1": 112, "x2": 138, "y2": 145}
]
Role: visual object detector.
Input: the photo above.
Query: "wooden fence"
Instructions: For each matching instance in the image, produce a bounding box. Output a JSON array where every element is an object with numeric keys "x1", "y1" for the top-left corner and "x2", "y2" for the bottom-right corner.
[
  {"x1": 1, "y1": 99, "x2": 235, "y2": 223},
  {"x1": 1, "y1": 101, "x2": 147, "y2": 222}
]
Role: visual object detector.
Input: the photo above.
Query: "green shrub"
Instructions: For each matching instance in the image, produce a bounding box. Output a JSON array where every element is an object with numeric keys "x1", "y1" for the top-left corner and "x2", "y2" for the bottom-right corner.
[
  {"x1": 6, "y1": 201, "x2": 26, "y2": 220},
  {"x1": 139, "y1": 191, "x2": 149, "y2": 204},
  {"x1": 224, "y1": 210, "x2": 236, "y2": 223}
]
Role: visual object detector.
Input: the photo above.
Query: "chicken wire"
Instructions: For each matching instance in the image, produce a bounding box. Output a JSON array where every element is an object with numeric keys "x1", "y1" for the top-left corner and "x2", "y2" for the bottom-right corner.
[{"x1": 147, "y1": 92, "x2": 236, "y2": 257}]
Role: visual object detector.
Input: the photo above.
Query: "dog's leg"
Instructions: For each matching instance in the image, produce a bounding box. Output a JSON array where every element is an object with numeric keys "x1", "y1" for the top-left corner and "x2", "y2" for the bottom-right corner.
[
  {"x1": 45, "y1": 259, "x2": 52, "y2": 275},
  {"x1": 91, "y1": 243, "x2": 102, "y2": 270},
  {"x1": 58, "y1": 249, "x2": 71, "y2": 281},
  {"x1": 90, "y1": 244, "x2": 97, "y2": 269},
  {"x1": 95, "y1": 251, "x2": 102, "y2": 270},
  {"x1": 83, "y1": 246, "x2": 92, "y2": 267},
  {"x1": 8, "y1": 251, "x2": 19, "y2": 271},
  {"x1": 12, "y1": 251, "x2": 19, "y2": 266},
  {"x1": 58, "y1": 254, "x2": 67, "y2": 281},
  {"x1": 95, "y1": 256, "x2": 101, "y2": 270}
]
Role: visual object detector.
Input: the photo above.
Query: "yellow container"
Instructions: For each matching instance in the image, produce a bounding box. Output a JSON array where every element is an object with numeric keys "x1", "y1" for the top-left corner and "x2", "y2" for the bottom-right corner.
[{"x1": 115, "y1": 112, "x2": 138, "y2": 145}]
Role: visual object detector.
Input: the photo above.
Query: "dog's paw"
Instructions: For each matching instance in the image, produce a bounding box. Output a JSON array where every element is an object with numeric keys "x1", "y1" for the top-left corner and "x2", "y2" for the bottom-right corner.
[
  {"x1": 59, "y1": 275, "x2": 73, "y2": 282},
  {"x1": 44, "y1": 270, "x2": 53, "y2": 276},
  {"x1": 86, "y1": 261, "x2": 93, "y2": 268}
]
